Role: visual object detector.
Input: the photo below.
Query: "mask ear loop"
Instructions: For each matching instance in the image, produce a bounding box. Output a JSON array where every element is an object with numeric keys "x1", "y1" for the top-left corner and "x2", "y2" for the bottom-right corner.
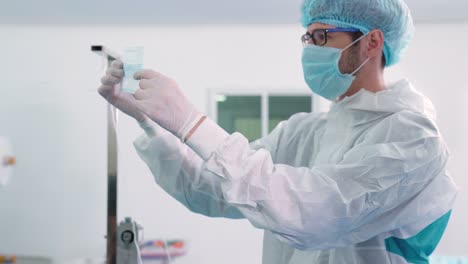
[
  {"x1": 341, "y1": 33, "x2": 371, "y2": 76},
  {"x1": 342, "y1": 32, "x2": 369, "y2": 51},
  {"x1": 351, "y1": 57, "x2": 370, "y2": 76}
]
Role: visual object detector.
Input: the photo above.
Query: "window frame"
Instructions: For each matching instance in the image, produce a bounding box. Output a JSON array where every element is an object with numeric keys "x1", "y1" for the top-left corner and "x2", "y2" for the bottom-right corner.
[{"x1": 208, "y1": 87, "x2": 319, "y2": 138}]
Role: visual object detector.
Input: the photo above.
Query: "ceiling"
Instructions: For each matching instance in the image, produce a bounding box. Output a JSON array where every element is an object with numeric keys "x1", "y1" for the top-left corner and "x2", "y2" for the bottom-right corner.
[{"x1": 1, "y1": 0, "x2": 467, "y2": 25}]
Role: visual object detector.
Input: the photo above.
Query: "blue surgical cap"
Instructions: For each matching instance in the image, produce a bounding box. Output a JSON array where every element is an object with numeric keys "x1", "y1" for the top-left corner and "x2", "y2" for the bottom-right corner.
[{"x1": 301, "y1": 0, "x2": 414, "y2": 67}]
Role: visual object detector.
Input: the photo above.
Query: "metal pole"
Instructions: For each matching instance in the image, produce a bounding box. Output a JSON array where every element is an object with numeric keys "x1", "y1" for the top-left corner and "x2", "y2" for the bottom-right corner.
[
  {"x1": 91, "y1": 46, "x2": 120, "y2": 264},
  {"x1": 106, "y1": 100, "x2": 118, "y2": 264}
]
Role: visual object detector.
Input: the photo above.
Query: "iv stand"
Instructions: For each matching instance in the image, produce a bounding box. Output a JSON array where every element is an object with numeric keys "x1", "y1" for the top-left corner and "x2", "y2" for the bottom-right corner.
[{"x1": 91, "y1": 45, "x2": 120, "y2": 264}]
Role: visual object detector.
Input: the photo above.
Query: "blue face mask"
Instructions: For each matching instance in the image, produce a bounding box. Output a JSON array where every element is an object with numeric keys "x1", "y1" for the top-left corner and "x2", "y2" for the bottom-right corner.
[{"x1": 301, "y1": 34, "x2": 369, "y2": 101}]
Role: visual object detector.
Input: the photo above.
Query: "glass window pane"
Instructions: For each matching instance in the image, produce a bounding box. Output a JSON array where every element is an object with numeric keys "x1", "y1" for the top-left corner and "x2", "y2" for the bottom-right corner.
[
  {"x1": 268, "y1": 96, "x2": 312, "y2": 132},
  {"x1": 217, "y1": 95, "x2": 261, "y2": 142}
]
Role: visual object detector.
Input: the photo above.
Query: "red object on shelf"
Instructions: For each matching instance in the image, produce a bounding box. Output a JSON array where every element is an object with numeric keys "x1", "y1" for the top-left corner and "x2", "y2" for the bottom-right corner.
[{"x1": 140, "y1": 239, "x2": 187, "y2": 261}]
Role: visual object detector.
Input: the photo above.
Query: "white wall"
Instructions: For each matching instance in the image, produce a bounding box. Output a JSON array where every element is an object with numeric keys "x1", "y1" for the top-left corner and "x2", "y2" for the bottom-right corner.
[{"x1": 0, "y1": 23, "x2": 466, "y2": 263}]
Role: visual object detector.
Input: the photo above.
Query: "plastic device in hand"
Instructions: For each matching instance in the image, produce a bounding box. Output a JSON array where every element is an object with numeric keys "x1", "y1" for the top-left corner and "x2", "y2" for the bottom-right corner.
[{"x1": 121, "y1": 47, "x2": 144, "y2": 94}]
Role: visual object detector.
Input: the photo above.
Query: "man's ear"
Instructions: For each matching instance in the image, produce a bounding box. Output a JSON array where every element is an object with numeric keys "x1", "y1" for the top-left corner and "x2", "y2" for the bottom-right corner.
[{"x1": 366, "y1": 29, "x2": 385, "y2": 58}]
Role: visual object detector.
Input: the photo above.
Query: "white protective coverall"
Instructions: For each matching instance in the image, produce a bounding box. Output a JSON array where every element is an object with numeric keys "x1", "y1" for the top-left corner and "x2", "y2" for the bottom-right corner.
[{"x1": 134, "y1": 79, "x2": 457, "y2": 264}]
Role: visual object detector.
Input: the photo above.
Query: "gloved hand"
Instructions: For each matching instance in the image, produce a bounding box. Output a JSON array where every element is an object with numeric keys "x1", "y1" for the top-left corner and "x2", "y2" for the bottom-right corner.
[
  {"x1": 133, "y1": 69, "x2": 202, "y2": 140},
  {"x1": 98, "y1": 60, "x2": 147, "y2": 122}
]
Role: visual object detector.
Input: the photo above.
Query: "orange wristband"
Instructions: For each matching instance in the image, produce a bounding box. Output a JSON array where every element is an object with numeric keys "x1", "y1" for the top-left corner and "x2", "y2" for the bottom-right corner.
[{"x1": 183, "y1": 116, "x2": 207, "y2": 143}]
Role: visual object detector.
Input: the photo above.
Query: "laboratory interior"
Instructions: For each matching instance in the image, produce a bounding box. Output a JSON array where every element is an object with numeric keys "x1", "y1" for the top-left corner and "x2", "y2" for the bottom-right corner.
[{"x1": 0, "y1": 0, "x2": 467, "y2": 263}]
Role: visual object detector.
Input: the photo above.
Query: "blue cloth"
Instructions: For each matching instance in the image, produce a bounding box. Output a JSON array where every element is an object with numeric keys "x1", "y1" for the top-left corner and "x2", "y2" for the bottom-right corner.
[
  {"x1": 385, "y1": 211, "x2": 452, "y2": 263},
  {"x1": 301, "y1": 0, "x2": 414, "y2": 67}
]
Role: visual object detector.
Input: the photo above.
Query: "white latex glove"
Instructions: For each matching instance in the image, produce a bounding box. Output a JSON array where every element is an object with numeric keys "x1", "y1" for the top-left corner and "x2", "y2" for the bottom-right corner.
[
  {"x1": 133, "y1": 69, "x2": 201, "y2": 140},
  {"x1": 98, "y1": 60, "x2": 147, "y2": 122}
]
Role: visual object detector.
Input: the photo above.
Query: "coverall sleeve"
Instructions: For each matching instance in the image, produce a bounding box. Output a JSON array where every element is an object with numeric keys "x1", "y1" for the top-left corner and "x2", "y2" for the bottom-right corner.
[
  {"x1": 184, "y1": 111, "x2": 452, "y2": 250},
  {"x1": 133, "y1": 119, "x2": 285, "y2": 219}
]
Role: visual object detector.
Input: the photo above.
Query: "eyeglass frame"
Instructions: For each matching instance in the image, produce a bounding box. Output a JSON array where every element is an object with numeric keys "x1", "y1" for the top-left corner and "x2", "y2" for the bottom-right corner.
[{"x1": 301, "y1": 28, "x2": 361, "y2": 47}]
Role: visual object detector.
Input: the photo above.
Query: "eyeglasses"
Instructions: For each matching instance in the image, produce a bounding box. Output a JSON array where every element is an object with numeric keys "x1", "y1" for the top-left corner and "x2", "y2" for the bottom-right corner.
[{"x1": 301, "y1": 28, "x2": 361, "y2": 47}]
